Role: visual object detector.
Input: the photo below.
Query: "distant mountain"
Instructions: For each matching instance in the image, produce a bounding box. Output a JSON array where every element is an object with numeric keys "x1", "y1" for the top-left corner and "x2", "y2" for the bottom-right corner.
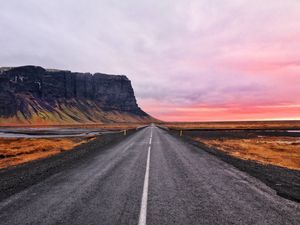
[{"x1": 0, "y1": 66, "x2": 155, "y2": 125}]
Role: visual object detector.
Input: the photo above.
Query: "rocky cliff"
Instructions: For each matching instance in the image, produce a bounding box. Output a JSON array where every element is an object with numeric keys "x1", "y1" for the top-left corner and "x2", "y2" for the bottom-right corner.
[{"x1": 0, "y1": 66, "x2": 153, "y2": 125}]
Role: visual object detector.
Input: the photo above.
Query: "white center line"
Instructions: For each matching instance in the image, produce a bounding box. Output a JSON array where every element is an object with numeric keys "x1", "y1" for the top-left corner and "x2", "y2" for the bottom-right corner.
[{"x1": 138, "y1": 131, "x2": 152, "y2": 225}]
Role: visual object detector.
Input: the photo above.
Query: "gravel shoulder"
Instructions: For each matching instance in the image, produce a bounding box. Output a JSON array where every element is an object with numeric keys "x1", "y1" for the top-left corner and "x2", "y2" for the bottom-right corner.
[
  {"x1": 0, "y1": 130, "x2": 137, "y2": 201},
  {"x1": 169, "y1": 130, "x2": 300, "y2": 203}
]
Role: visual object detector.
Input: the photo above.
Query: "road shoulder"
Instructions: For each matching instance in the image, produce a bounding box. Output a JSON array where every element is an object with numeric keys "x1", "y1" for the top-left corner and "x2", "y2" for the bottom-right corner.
[
  {"x1": 166, "y1": 129, "x2": 300, "y2": 203},
  {"x1": 0, "y1": 130, "x2": 137, "y2": 201}
]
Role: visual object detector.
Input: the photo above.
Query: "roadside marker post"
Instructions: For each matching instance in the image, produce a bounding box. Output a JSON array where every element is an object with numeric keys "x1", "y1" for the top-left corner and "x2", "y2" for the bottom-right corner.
[
  {"x1": 124, "y1": 130, "x2": 127, "y2": 135},
  {"x1": 180, "y1": 130, "x2": 183, "y2": 136}
]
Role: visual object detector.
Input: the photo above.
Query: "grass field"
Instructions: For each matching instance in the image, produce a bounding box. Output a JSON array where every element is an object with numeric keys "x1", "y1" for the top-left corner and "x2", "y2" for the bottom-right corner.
[
  {"x1": 0, "y1": 137, "x2": 93, "y2": 169},
  {"x1": 0, "y1": 123, "x2": 144, "y2": 169},
  {"x1": 195, "y1": 136, "x2": 300, "y2": 170},
  {"x1": 0, "y1": 122, "x2": 148, "y2": 130},
  {"x1": 164, "y1": 121, "x2": 300, "y2": 171},
  {"x1": 162, "y1": 120, "x2": 300, "y2": 130}
]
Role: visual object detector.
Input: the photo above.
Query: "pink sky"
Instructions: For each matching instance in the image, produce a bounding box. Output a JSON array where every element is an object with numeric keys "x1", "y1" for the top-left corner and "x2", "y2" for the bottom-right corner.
[{"x1": 1, "y1": 0, "x2": 300, "y2": 121}]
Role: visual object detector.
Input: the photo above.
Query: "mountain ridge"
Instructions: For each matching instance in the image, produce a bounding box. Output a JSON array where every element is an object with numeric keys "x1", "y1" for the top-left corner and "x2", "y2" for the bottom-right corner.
[{"x1": 0, "y1": 65, "x2": 154, "y2": 125}]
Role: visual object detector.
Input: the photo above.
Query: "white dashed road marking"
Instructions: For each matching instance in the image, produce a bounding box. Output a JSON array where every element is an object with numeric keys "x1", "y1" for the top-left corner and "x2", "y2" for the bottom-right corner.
[{"x1": 138, "y1": 127, "x2": 153, "y2": 225}]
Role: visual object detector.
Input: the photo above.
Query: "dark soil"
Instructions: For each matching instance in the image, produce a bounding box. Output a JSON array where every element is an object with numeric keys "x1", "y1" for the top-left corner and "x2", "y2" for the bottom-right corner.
[
  {"x1": 0, "y1": 129, "x2": 137, "y2": 201},
  {"x1": 170, "y1": 129, "x2": 300, "y2": 203}
]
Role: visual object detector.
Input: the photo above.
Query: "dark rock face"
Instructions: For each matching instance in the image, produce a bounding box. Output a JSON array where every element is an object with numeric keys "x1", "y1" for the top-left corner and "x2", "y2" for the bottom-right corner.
[{"x1": 0, "y1": 65, "x2": 149, "y2": 121}]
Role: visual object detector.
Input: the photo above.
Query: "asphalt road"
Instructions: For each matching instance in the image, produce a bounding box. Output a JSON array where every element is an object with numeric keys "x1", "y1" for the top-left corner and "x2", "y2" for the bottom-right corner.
[{"x1": 0, "y1": 125, "x2": 299, "y2": 225}]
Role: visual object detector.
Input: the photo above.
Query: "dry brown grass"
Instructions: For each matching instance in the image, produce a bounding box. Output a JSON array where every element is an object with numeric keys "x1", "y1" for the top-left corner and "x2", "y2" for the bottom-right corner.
[
  {"x1": 0, "y1": 123, "x2": 148, "y2": 130},
  {"x1": 167, "y1": 121, "x2": 300, "y2": 170},
  {"x1": 195, "y1": 136, "x2": 300, "y2": 171},
  {"x1": 0, "y1": 123, "x2": 146, "y2": 169},
  {"x1": 0, "y1": 137, "x2": 92, "y2": 169},
  {"x1": 163, "y1": 121, "x2": 300, "y2": 130}
]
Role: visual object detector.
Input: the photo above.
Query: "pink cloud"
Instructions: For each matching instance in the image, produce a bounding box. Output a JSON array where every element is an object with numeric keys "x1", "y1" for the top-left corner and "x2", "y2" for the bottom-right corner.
[
  {"x1": 1, "y1": 0, "x2": 300, "y2": 121},
  {"x1": 142, "y1": 102, "x2": 300, "y2": 122}
]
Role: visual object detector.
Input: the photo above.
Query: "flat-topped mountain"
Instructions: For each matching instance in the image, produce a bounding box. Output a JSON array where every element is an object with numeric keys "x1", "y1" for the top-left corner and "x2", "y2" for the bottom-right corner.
[{"x1": 0, "y1": 65, "x2": 154, "y2": 125}]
